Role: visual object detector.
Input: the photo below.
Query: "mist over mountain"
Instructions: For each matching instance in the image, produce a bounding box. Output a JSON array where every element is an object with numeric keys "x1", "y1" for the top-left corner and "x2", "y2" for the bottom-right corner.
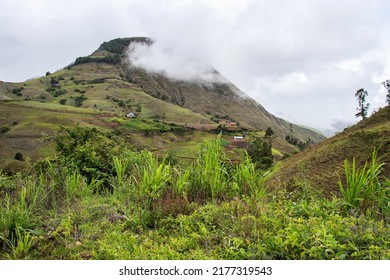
[
  {"x1": 0, "y1": 36, "x2": 325, "y2": 165},
  {"x1": 128, "y1": 39, "x2": 222, "y2": 83},
  {"x1": 118, "y1": 37, "x2": 325, "y2": 141}
]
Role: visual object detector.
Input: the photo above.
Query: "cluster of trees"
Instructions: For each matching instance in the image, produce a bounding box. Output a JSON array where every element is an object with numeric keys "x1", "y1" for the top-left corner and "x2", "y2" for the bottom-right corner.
[
  {"x1": 98, "y1": 38, "x2": 133, "y2": 54},
  {"x1": 74, "y1": 95, "x2": 87, "y2": 107},
  {"x1": 247, "y1": 134, "x2": 273, "y2": 170},
  {"x1": 73, "y1": 55, "x2": 121, "y2": 66},
  {"x1": 46, "y1": 76, "x2": 67, "y2": 97},
  {"x1": 285, "y1": 135, "x2": 313, "y2": 151},
  {"x1": 355, "y1": 79, "x2": 390, "y2": 119},
  {"x1": 355, "y1": 88, "x2": 370, "y2": 119},
  {"x1": 46, "y1": 124, "x2": 127, "y2": 188},
  {"x1": 11, "y1": 87, "x2": 23, "y2": 96},
  {"x1": 98, "y1": 37, "x2": 152, "y2": 54},
  {"x1": 153, "y1": 92, "x2": 169, "y2": 101},
  {"x1": 382, "y1": 80, "x2": 390, "y2": 104},
  {"x1": 245, "y1": 128, "x2": 276, "y2": 170},
  {"x1": 74, "y1": 88, "x2": 86, "y2": 94}
]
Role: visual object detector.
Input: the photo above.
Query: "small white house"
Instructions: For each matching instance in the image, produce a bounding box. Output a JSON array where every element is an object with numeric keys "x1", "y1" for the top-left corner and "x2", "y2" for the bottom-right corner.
[
  {"x1": 126, "y1": 112, "x2": 136, "y2": 118},
  {"x1": 233, "y1": 136, "x2": 244, "y2": 141}
]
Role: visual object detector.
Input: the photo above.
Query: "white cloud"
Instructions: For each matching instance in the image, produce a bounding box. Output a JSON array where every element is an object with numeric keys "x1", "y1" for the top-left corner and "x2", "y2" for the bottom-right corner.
[{"x1": 128, "y1": 40, "x2": 224, "y2": 83}]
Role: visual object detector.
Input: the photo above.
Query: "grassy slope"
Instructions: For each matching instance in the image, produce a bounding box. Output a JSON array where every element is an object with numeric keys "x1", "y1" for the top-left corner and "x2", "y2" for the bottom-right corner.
[
  {"x1": 0, "y1": 62, "x2": 213, "y2": 124},
  {"x1": 267, "y1": 106, "x2": 390, "y2": 195},
  {"x1": 0, "y1": 61, "x2": 219, "y2": 162},
  {"x1": 0, "y1": 101, "x2": 106, "y2": 162},
  {"x1": 1, "y1": 55, "x2": 299, "y2": 165}
]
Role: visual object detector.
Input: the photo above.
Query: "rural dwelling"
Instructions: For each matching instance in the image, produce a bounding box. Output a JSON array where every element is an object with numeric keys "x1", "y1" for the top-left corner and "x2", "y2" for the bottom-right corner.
[
  {"x1": 126, "y1": 112, "x2": 136, "y2": 118},
  {"x1": 233, "y1": 136, "x2": 244, "y2": 141}
]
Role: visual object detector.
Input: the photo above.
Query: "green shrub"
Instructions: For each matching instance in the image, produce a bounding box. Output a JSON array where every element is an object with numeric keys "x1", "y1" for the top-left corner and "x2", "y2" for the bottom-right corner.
[
  {"x1": 338, "y1": 149, "x2": 386, "y2": 215},
  {"x1": 132, "y1": 151, "x2": 172, "y2": 206},
  {"x1": 11, "y1": 88, "x2": 23, "y2": 96},
  {"x1": 2, "y1": 161, "x2": 29, "y2": 176},
  {"x1": 50, "y1": 124, "x2": 128, "y2": 189},
  {"x1": 247, "y1": 135, "x2": 273, "y2": 170},
  {"x1": 14, "y1": 153, "x2": 23, "y2": 161},
  {"x1": 0, "y1": 126, "x2": 10, "y2": 134},
  {"x1": 74, "y1": 96, "x2": 87, "y2": 107}
]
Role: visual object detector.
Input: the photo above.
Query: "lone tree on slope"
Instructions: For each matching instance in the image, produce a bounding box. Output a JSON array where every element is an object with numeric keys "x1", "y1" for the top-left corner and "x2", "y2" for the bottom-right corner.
[
  {"x1": 381, "y1": 80, "x2": 390, "y2": 105},
  {"x1": 355, "y1": 88, "x2": 370, "y2": 120},
  {"x1": 265, "y1": 127, "x2": 275, "y2": 137}
]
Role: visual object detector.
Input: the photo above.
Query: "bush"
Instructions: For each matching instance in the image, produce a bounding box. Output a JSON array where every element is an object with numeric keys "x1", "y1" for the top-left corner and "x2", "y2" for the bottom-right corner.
[
  {"x1": 74, "y1": 96, "x2": 87, "y2": 107},
  {"x1": 52, "y1": 89, "x2": 67, "y2": 97},
  {"x1": 14, "y1": 153, "x2": 23, "y2": 161},
  {"x1": 50, "y1": 124, "x2": 129, "y2": 189},
  {"x1": 11, "y1": 88, "x2": 23, "y2": 96},
  {"x1": 0, "y1": 126, "x2": 11, "y2": 134},
  {"x1": 265, "y1": 127, "x2": 275, "y2": 137},
  {"x1": 2, "y1": 160, "x2": 29, "y2": 176},
  {"x1": 246, "y1": 135, "x2": 273, "y2": 170},
  {"x1": 338, "y1": 149, "x2": 388, "y2": 216}
]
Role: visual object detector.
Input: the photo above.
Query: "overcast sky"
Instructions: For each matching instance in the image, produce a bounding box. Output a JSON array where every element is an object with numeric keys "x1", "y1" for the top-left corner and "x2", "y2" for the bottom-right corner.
[{"x1": 1, "y1": 0, "x2": 390, "y2": 135}]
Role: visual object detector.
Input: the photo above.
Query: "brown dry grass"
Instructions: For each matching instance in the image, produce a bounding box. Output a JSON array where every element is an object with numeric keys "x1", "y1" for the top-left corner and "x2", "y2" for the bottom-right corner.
[{"x1": 267, "y1": 106, "x2": 390, "y2": 196}]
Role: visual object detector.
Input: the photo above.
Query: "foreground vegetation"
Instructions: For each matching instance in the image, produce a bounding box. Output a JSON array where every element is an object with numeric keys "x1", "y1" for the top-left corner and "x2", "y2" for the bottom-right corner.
[{"x1": 0, "y1": 126, "x2": 389, "y2": 260}]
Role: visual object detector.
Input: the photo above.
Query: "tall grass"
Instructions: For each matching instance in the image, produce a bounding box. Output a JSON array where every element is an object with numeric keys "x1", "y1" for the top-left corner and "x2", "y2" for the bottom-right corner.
[
  {"x1": 338, "y1": 149, "x2": 386, "y2": 214},
  {"x1": 2, "y1": 227, "x2": 34, "y2": 259},
  {"x1": 0, "y1": 185, "x2": 37, "y2": 258},
  {"x1": 172, "y1": 166, "x2": 191, "y2": 198},
  {"x1": 132, "y1": 151, "x2": 172, "y2": 205},
  {"x1": 232, "y1": 153, "x2": 267, "y2": 198},
  {"x1": 65, "y1": 170, "x2": 91, "y2": 198},
  {"x1": 113, "y1": 156, "x2": 129, "y2": 187},
  {"x1": 191, "y1": 137, "x2": 229, "y2": 201}
]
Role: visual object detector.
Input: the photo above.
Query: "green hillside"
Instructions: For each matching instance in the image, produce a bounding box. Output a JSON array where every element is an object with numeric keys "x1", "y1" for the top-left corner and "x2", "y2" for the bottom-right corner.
[
  {"x1": 0, "y1": 37, "x2": 325, "y2": 165},
  {"x1": 267, "y1": 105, "x2": 390, "y2": 195}
]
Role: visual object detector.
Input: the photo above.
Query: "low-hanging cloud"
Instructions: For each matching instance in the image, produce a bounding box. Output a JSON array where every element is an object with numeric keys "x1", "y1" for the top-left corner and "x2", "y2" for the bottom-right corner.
[{"x1": 127, "y1": 40, "x2": 225, "y2": 83}]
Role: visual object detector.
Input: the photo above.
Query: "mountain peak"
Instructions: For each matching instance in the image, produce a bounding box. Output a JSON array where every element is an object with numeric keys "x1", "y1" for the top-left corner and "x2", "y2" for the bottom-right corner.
[
  {"x1": 97, "y1": 37, "x2": 152, "y2": 54},
  {"x1": 69, "y1": 36, "x2": 326, "y2": 143}
]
